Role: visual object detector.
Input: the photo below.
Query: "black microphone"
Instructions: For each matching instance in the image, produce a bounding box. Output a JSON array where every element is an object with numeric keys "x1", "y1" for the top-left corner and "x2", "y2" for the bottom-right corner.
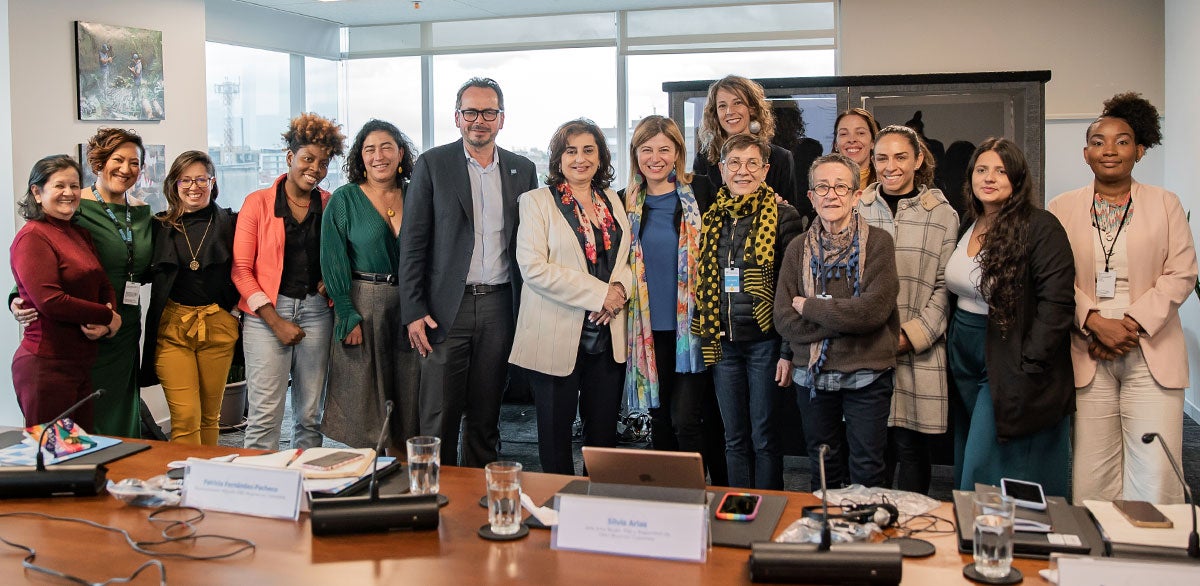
[
  {"x1": 1141, "y1": 432, "x2": 1199, "y2": 558},
  {"x1": 310, "y1": 401, "x2": 439, "y2": 536},
  {"x1": 0, "y1": 389, "x2": 108, "y2": 499}
]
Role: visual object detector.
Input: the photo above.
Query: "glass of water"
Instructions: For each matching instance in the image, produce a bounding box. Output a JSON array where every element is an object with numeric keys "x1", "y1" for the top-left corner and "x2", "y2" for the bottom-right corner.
[
  {"x1": 972, "y1": 492, "x2": 1015, "y2": 579},
  {"x1": 485, "y1": 461, "x2": 522, "y2": 535},
  {"x1": 406, "y1": 436, "x2": 441, "y2": 495}
]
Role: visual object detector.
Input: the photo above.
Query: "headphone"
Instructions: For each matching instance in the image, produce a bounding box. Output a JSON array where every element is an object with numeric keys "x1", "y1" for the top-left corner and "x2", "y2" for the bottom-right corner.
[{"x1": 801, "y1": 502, "x2": 900, "y2": 529}]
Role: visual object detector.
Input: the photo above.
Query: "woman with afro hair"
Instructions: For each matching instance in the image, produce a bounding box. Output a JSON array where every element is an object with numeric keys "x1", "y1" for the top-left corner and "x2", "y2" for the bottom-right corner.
[
  {"x1": 233, "y1": 112, "x2": 346, "y2": 450},
  {"x1": 1049, "y1": 93, "x2": 1197, "y2": 504}
]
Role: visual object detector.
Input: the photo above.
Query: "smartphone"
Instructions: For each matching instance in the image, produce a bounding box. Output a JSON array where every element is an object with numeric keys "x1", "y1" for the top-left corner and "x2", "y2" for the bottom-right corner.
[
  {"x1": 301, "y1": 451, "x2": 364, "y2": 471},
  {"x1": 1001, "y1": 477, "x2": 1047, "y2": 511},
  {"x1": 1113, "y1": 500, "x2": 1173, "y2": 528},
  {"x1": 716, "y1": 492, "x2": 762, "y2": 521}
]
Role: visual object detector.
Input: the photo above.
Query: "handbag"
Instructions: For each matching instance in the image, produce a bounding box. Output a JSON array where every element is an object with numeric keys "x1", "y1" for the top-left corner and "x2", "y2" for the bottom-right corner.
[{"x1": 579, "y1": 317, "x2": 611, "y2": 355}]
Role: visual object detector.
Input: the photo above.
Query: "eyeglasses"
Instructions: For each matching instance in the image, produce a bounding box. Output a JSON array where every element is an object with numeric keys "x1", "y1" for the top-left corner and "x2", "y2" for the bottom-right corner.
[
  {"x1": 177, "y1": 177, "x2": 212, "y2": 189},
  {"x1": 721, "y1": 159, "x2": 763, "y2": 173},
  {"x1": 812, "y1": 183, "x2": 852, "y2": 198},
  {"x1": 458, "y1": 109, "x2": 503, "y2": 122}
]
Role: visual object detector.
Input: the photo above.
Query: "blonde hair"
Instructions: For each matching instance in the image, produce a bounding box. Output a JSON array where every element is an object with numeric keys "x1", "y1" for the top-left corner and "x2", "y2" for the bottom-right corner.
[{"x1": 627, "y1": 115, "x2": 692, "y2": 192}]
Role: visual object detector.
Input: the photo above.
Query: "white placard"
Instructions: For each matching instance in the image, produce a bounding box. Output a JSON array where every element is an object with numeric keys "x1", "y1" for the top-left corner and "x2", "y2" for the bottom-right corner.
[
  {"x1": 182, "y1": 459, "x2": 304, "y2": 520},
  {"x1": 551, "y1": 493, "x2": 708, "y2": 562}
]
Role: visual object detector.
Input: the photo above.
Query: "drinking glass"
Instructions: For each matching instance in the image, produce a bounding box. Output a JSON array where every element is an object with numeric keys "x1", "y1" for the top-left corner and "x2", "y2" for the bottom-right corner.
[
  {"x1": 485, "y1": 461, "x2": 522, "y2": 535},
  {"x1": 406, "y1": 436, "x2": 441, "y2": 495},
  {"x1": 972, "y1": 492, "x2": 1015, "y2": 579}
]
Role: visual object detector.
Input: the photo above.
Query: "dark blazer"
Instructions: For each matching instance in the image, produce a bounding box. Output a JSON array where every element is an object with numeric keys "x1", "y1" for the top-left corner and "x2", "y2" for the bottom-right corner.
[
  {"x1": 398, "y1": 138, "x2": 539, "y2": 343},
  {"x1": 139, "y1": 205, "x2": 239, "y2": 386},
  {"x1": 959, "y1": 209, "x2": 1076, "y2": 440}
]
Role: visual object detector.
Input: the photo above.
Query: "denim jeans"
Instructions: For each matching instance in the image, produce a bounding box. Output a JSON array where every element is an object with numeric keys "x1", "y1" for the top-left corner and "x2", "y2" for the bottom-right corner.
[
  {"x1": 242, "y1": 293, "x2": 332, "y2": 450},
  {"x1": 710, "y1": 338, "x2": 783, "y2": 490},
  {"x1": 796, "y1": 373, "x2": 893, "y2": 491}
]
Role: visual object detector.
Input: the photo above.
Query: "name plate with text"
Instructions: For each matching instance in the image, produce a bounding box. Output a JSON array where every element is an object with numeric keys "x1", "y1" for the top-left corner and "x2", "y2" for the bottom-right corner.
[
  {"x1": 551, "y1": 493, "x2": 708, "y2": 562},
  {"x1": 182, "y1": 460, "x2": 303, "y2": 520}
]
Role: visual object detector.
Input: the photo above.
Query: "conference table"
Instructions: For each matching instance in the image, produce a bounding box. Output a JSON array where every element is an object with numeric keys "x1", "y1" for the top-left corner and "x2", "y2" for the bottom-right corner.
[{"x1": 0, "y1": 440, "x2": 1049, "y2": 584}]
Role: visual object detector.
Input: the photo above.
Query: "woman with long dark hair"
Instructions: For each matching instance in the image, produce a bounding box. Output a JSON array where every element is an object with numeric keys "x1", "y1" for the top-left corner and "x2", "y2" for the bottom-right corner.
[
  {"x1": 832, "y1": 108, "x2": 880, "y2": 192},
  {"x1": 946, "y1": 138, "x2": 1075, "y2": 496}
]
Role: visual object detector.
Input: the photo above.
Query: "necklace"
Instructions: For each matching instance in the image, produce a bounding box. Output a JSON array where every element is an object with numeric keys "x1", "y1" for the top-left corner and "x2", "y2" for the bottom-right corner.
[
  {"x1": 286, "y1": 194, "x2": 310, "y2": 208},
  {"x1": 181, "y1": 214, "x2": 213, "y2": 271},
  {"x1": 363, "y1": 183, "x2": 401, "y2": 218}
]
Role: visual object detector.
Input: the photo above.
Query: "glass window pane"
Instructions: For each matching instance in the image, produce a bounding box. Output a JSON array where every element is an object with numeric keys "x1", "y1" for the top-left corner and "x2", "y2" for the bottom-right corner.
[
  {"x1": 626, "y1": 3, "x2": 834, "y2": 38},
  {"x1": 345, "y1": 57, "x2": 424, "y2": 152},
  {"x1": 433, "y1": 48, "x2": 617, "y2": 183},
  {"x1": 432, "y1": 14, "x2": 615, "y2": 48},
  {"x1": 305, "y1": 56, "x2": 346, "y2": 192}
]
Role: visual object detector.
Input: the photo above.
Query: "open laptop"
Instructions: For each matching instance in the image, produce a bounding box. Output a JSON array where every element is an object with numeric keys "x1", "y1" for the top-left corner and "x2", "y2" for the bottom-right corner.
[{"x1": 581, "y1": 446, "x2": 706, "y2": 490}]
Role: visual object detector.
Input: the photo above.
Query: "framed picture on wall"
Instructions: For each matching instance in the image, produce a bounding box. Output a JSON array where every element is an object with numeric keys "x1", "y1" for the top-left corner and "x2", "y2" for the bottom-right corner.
[
  {"x1": 75, "y1": 21, "x2": 165, "y2": 121},
  {"x1": 79, "y1": 143, "x2": 168, "y2": 214}
]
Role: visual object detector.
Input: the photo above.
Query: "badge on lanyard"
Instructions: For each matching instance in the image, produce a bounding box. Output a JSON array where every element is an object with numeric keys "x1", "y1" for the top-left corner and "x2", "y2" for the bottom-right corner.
[
  {"x1": 723, "y1": 267, "x2": 741, "y2": 293},
  {"x1": 122, "y1": 281, "x2": 141, "y2": 306},
  {"x1": 1096, "y1": 271, "x2": 1116, "y2": 299}
]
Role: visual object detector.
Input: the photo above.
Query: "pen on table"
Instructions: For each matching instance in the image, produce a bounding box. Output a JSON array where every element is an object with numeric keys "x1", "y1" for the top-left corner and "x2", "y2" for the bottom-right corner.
[{"x1": 286, "y1": 449, "x2": 304, "y2": 467}]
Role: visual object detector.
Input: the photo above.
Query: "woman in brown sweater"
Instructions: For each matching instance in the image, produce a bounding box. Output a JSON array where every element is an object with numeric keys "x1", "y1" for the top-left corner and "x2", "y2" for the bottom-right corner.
[{"x1": 774, "y1": 153, "x2": 900, "y2": 490}]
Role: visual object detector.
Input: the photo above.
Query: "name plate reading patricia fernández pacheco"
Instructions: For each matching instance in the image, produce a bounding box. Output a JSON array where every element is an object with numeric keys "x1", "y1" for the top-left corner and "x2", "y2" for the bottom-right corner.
[
  {"x1": 182, "y1": 460, "x2": 304, "y2": 520},
  {"x1": 550, "y1": 493, "x2": 708, "y2": 562}
]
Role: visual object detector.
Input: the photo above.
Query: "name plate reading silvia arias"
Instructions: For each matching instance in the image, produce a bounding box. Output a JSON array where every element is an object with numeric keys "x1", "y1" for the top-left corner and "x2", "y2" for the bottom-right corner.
[
  {"x1": 182, "y1": 460, "x2": 304, "y2": 520},
  {"x1": 551, "y1": 493, "x2": 708, "y2": 562}
]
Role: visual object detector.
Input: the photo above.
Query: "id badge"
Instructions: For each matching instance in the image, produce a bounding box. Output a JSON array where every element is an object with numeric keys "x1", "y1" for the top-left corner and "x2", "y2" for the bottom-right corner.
[
  {"x1": 1096, "y1": 271, "x2": 1116, "y2": 298},
  {"x1": 122, "y1": 281, "x2": 141, "y2": 306},
  {"x1": 723, "y1": 267, "x2": 741, "y2": 293}
]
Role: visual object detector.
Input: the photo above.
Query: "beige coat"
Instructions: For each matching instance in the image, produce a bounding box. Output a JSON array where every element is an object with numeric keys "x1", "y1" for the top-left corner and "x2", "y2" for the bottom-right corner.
[
  {"x1": 509, "y1": 186, "x2": 633, "y2": 377},
  {"x1": 1048, "y1": 182, "x2": 1197, "y2": 389}
]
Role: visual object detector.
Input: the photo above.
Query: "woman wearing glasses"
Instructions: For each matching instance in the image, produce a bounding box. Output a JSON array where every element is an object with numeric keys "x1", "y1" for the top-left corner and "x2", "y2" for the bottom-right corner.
[
  {"x1": 775, "y1": 153, "x2": 900, "y2": 490},
  {"x1": 693, "y1": 134, "x2": 802, "y2": 489},
  {"x1": 141, "y1": 151, "x2": 239, "y2": 445}
]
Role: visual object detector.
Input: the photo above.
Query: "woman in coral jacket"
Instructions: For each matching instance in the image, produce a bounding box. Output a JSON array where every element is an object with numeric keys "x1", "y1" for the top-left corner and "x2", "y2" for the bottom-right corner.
[
  {"x1": 1048, "y1": 92, "x2": 1198, "y2": 504},
  {"x1": 233, "y1": 113, "x2": 346, "y2": 450}
]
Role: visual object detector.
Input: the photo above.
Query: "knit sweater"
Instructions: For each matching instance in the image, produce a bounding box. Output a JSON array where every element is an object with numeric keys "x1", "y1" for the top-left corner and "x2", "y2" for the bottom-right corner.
[{"x1": 773, "y1": 224, "x2": 900, "y2": 374}]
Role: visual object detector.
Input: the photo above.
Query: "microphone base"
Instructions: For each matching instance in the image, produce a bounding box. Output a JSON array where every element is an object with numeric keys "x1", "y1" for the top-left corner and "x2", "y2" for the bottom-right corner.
[
  {"x1": 750, "y1": 541, "x2": 903, "y2": 585},
  {"x1": 310, "y1": 493, "x2": 440, "y2": 536},
  {"x1": 0, "y1": 465, "x2": 107, "y2": 499}
]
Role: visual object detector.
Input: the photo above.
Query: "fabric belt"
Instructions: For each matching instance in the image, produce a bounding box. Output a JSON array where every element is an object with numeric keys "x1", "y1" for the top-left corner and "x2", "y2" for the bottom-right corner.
[
  {"x1": 352, "y1": 271, "x2": 398, "y2": 285},
  {"x1": 465, "y1": 283, "x2": 511, "y2": 296}
]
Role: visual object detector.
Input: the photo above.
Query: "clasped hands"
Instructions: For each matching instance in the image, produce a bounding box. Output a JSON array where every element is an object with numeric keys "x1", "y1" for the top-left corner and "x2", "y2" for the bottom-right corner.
[
  {"x1": 1085, "y1": 312, "x2": 1141, "y2": 361},
  {"x1": 588, "y1": 283, "x2": 627, "y2": 326}
]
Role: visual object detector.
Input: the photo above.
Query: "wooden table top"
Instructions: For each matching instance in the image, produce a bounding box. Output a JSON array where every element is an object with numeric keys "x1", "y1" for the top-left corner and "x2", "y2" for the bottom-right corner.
[{"x1": 0, "y1": 440, "x2": 1050, "y2": 585}]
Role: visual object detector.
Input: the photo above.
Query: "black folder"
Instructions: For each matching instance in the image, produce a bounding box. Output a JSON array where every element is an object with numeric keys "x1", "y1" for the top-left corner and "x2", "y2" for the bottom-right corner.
[{"x1": 953, "y1": 489, "x2": 1105, "y2": 559}]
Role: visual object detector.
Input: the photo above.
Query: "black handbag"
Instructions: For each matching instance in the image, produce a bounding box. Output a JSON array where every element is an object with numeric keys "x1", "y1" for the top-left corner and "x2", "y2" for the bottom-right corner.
[{"x1": 579, "y1": 317, "x2": 611, "y2": 355}]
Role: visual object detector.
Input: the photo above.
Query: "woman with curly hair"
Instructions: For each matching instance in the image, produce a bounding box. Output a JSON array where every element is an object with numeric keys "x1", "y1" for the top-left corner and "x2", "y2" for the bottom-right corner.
[
  {"x1": 946, "y1": 138, "x2": 1075, "y2": 496},
  {"x1": 1049, "y1": 93, "x2": 1197, "y2": 504},
  {"x1": 321, "y1": 120, "x2": 419, "y2": 450},
  {"x1": 693, "y1": 75, "x2": 798, "y2": 211},
  {"x1": 233, "y1": 112, "x2": 346, "y2": 450}
]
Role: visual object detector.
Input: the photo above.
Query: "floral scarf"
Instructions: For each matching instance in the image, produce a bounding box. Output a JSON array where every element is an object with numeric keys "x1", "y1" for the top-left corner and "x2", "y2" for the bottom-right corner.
[
  {"x1": 691, "y1": 183, "x2": 779, "y2": 365},
  {"x1": 624, "y1": 173, "x2": 704, "y2": 412},
  {"x1": 555, "y1": 182, "x2": 617, "y2": 266}
]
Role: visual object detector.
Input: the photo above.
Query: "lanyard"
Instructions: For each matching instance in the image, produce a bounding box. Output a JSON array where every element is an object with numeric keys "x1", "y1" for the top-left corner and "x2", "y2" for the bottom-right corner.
[
  {"x1": 91, "y1": 185, "x2": 136, "y2": 280},
  {"x1": 1092, "y1": 196, "x2": 1132, "y2": 273}
]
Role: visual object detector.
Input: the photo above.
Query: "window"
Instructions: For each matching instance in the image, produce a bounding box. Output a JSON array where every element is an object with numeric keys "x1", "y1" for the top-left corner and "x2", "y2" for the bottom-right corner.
[
  {"x1": 305, "y1": 56, "x2": 346, "y2": 191},
  {"x1": 345, "y1": 57, "x2": 424, "y2": 152}
]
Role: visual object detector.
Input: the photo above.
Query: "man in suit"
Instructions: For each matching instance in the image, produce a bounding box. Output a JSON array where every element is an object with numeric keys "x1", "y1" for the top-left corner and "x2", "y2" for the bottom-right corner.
[{"x1": 399, "y1": 77, "x2": 539, "y2": 467}]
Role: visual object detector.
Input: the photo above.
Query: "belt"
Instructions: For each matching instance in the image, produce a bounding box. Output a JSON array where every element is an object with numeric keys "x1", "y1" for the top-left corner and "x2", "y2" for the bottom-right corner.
[
  {"x1": 465, "y1": 283, "x2": 511, "y2": 296},
  {"x1": 352, "y1": 271, "x2": 398, "y2": 285}
]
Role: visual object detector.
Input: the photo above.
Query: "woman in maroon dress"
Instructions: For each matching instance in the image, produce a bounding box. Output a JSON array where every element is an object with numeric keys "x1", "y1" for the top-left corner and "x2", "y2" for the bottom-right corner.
[{"x1": 10, "y1": 155, "x2": 121, "y2": 428}]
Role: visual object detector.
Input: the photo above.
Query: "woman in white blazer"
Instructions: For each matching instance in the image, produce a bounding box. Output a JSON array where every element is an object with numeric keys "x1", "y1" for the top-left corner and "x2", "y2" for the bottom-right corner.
[
  {"x1": 510, "y1": 119, "x2": 633, "y2": 475},
  {"x1": 1048, "y1": 93, "x2": 1198, "y2": 504}
]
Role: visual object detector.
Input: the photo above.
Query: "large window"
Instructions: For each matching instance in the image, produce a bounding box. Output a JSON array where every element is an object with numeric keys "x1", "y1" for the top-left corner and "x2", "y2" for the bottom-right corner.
[{"x1": 345, "y1": 57, "x2": 424, "y2": 151}]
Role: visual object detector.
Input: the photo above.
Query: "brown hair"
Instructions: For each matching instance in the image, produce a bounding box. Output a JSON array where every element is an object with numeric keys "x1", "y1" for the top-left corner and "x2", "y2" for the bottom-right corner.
[
  {"x1": 159, "y1": 150, "x2": 218, "y2": 229},
  {"x1": 19, "y1": 155, "x2": 83, "y2": 221},
  {"x1": 700, "y1": 75, "x2": 776, "y2": 165},
  {"x1": 627, "y1": 115, "x2": 692, "y2": 191},
  {"x1": 720, "y1": 133, "x2": 771, "y2": 163},
  {"x1": 832, "y1": 108, "x2": 880, "y2": 185},
  {"x1": 874, "y1": 124, "x2": 936, "y2": 191},
  {"x1": 282, "y1": 112, "x2": 346, "y2": 157},
  {"x1": 545, "y1": 119, "x2": 614, "y2": 191},
  {"x1": 86, "y1": 127, "x2": 145, "y2": 173}
]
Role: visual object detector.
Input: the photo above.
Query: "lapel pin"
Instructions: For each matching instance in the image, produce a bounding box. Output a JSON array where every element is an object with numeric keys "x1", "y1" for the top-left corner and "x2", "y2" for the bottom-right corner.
[{"x1": 510, "y1": 169, "x2": 517, "y2": 175}]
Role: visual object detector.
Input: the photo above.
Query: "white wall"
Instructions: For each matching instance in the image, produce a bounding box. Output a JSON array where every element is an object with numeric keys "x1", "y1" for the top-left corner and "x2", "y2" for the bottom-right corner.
[
  {"x1": 0, "y1": 0, "x2": 15, "y2": 425},
  {"x1": 2, "y1": 0, "x2": 208, "y2": 426},
  {"x1": 1165, "y1": 0, "x2": 1200, "y2": 420}
]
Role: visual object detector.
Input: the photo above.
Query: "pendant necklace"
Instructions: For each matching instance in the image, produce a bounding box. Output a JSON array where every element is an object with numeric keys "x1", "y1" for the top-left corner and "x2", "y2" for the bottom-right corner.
[{"x1": 181, "y1": 214, "x2": 213, "y2": 271}]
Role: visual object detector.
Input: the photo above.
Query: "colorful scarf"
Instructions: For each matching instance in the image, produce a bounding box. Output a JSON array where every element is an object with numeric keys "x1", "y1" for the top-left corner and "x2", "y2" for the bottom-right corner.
[
  {"x1": 799, "y1": 211, "x2": 869, "y2": 373},
  {"x1": 692, "y1": 183, "x2": 779, "y2": 365},
  {"x1": 624, "y1": 173, "x2": 705, "y2": 411},
  {"x1": 555, "y1": 182, "x2": 616, "y2": 265}
]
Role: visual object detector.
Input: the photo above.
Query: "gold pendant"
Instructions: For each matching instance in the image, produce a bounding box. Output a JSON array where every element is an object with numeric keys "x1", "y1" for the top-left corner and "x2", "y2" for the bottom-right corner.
[
  {"x1": 387, "y1": 208, "x2": 395, "y2": 217},
  {"x1": 189, "y1": 260, "x2": 200, "y2": 271}
]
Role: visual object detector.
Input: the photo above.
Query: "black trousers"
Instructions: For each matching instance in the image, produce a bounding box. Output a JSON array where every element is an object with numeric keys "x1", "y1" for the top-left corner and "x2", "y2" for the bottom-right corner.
[
  {"x1": 418, "y1": 287, "x2": 514, "y2": 468},
  {"x1": 884, "y1": 426, "x2": 933, "y2": 494},
  {"x1": 527, "y1": 347, "x2": 624, "y2": 475},
  {"x1": 648, "y1": 330, "x2": 707, "y2": 454}
]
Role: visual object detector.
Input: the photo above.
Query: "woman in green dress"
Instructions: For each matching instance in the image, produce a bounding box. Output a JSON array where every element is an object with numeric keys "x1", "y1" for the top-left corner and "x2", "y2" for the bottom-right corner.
[{"x1": 320, "y1": 120, "x2": 420, "y2": 450}]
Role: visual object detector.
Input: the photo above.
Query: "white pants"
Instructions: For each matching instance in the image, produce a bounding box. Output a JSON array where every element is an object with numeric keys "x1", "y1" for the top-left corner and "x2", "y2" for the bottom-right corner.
[{"x1": 1072, "y1": 347, "x2": 1185, "y2": 504}]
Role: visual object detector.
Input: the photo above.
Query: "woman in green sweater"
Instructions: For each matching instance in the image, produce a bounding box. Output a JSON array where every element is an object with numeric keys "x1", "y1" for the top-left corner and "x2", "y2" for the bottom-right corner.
[{"x1": 320, "y1": 120, "x2": 419, "y2": 450}]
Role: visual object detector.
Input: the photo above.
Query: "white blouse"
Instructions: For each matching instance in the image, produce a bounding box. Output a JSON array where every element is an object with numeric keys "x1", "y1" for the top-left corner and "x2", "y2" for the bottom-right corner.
[{"x1": 946, "y1": 223, "x2": 989, "y2": 314}]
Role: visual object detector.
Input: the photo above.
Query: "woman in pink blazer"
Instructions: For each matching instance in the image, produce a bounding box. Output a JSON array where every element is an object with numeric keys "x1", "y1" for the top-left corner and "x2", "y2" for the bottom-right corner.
[{"x1": 1048, "y1": 93, "x2": 1197, "y2": 504}]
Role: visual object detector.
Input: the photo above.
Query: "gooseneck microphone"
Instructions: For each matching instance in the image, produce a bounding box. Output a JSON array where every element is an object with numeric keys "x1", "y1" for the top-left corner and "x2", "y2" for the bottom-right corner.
[
  {"x1": 1141, "y1": 432, "x2": 1199, "y2": 558},
  {"x1": 310, "y1": 401, "x2": 440, "y2": 536},
  {"x1": 749, "y1": 444, "x2": 903, "y2": 584},
  {"x1": 0, "y1": 389, "x2": 108, "y2": 499}
]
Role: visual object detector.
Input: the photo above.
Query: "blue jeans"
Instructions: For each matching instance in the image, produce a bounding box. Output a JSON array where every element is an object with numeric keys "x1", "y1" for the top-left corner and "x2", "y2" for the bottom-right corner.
[
  {"x1": 710, "y1": 338, "x2": 783, "y2": 490},
  {"x1": 242, "y1": 293, "x2": 332, "y2": 450},
  {"x1": 796, "y1": 373, "x2": 893, "y2": 491}
]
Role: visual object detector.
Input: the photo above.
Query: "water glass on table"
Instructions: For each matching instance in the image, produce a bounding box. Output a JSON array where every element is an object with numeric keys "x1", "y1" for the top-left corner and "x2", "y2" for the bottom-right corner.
[
  {"x1": 972, "y1": 492, "x2": 1015, "y2": 579},
  {"x1": 485, "y1": 461, "x2": 522, "y2": 535},
  {"x1": 406, "y1": 436, "x2": 441, "y2": 495}
]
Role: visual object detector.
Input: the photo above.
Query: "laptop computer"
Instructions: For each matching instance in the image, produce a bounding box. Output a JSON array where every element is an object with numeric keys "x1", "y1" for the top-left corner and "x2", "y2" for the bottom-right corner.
[{"x1": 581, "y1": 446, "x2": 706, "y2": 490}]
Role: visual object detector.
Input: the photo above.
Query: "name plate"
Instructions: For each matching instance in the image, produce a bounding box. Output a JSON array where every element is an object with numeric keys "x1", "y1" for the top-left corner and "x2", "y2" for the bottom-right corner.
[
  {"x1": 182, "y1": 460, "x2": 303, "y2": 520},
  {"x1": 551, "y1": 493, "x2": 708, "y2": 562}
]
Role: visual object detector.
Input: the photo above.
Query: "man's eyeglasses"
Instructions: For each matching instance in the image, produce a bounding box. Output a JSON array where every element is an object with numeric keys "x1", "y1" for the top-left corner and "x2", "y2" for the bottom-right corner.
[
  {"x1": 812, "y1": 183, "x2": 852, "y2": 197},
  {"x1": 721, "y1": 159, "x2": 763, "y2": 174},
  {"x1": 177, "y1": 177, "x2": 212, "y2": 189},
  {"x1": 458, "y1": 109, "x2": 503, "y2": 122}
]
